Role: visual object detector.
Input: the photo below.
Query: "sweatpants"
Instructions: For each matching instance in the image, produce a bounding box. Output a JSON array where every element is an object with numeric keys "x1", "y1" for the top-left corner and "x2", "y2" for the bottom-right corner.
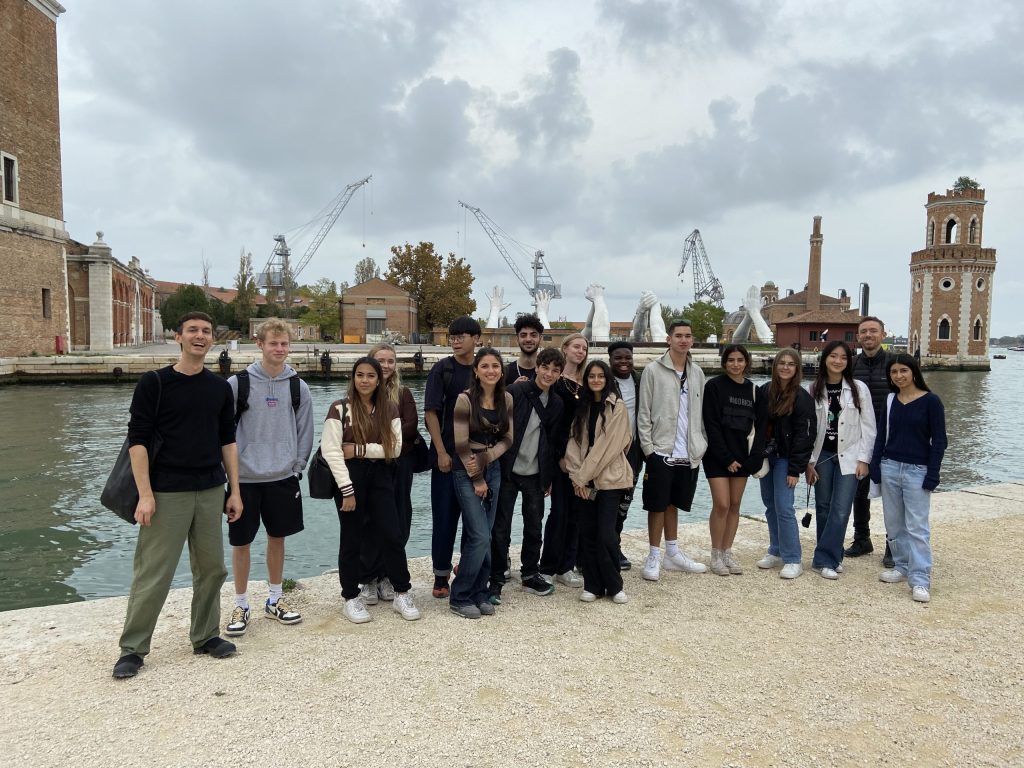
[{"x1": 577, "y1": 489, "x2": 625, "y2": 597}]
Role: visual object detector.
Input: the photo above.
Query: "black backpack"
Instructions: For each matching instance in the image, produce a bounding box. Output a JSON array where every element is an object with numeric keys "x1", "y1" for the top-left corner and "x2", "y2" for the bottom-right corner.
[{"x1": 234, "y1": 371, "x2": 302, "y2": 425}]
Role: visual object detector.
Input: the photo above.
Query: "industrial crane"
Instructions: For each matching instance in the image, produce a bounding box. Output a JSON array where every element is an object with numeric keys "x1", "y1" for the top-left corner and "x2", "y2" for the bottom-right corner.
[
  {"x1": 258, "y1": 175, "x2": 372, "y2": 288},
  {"x1": 458, "y1": 200, "x2": 561, "y2": 314},
  {"x1": 679, "y1": 229, "x2": 726, "y2": 309}
]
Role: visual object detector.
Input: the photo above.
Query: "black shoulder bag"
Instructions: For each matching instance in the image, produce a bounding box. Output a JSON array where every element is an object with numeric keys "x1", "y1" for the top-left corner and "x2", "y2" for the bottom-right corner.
[{"x1": 308, "y1": 399, "x2": 345, "y2": 499}]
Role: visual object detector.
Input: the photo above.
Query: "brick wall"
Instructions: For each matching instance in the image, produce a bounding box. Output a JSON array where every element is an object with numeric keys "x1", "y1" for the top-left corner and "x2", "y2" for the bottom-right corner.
[{"x1": 0, "y1": 232, "x2": 68, "y2": 356}]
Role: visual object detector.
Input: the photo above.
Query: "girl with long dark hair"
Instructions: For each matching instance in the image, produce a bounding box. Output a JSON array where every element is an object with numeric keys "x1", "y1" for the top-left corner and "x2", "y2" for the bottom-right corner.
[
  {"x1": 805, "y1": 341, "x2": 876, "y2": 580},
  {"x1": 450, "y1": 348, "x2": 514, "y2": 619},
  {"x1": 702, "y1": 344, "x2": 761, "y2": 576},
  {"x1": 565, "y1": 360, "x2": 633, "y2": 603},
  {"x1": 870, "y1": 353, "x2": 946, "y2": 603},
  {"x1": 756, "y1": 348, "x2": 816, "y2": 579},
  {"x1": 322, "y1": 357, "x2": 420, "y2": 624}
]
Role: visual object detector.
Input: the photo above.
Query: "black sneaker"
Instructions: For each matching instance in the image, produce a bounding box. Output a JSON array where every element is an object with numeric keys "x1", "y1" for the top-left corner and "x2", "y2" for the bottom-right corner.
[
  {"x1": 487, "y1": 585, "x2": 503, "y2": 605},
  {"x1": 844, "y1": 539, "x2": 874, "y2": 557},
  {"x1": 193, "y1": 637, "x2": 237, "y2": 658},
  {"x1": 882, "y1": 544, "x2": 894, "y2": 569},
  {"x1": 619, "y1": 554, "x2": 632, "y2": 571},
  {"x1": 112, "y1": 654, "x2": 143, "y2": 679},
  {"x1": 522, "y1": 575, "x2": 555, "y2": 596}
]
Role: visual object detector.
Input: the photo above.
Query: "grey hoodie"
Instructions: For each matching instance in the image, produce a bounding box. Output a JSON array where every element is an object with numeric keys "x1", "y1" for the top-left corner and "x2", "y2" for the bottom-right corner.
[{"x1": 229, "y1": 362, "x2": 314, "y2": 483}]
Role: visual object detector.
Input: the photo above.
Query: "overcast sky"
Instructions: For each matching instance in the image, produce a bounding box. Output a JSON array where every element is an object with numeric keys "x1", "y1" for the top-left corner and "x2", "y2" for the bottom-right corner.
[{"x1": 56, "y1": 1, "x2": 1024, "y2": 337}]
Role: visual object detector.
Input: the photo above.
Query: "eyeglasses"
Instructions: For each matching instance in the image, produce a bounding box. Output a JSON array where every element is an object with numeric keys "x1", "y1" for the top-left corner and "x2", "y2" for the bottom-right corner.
[{"x1": 448, "y1": 334, "x2": 470, "y2": 343}]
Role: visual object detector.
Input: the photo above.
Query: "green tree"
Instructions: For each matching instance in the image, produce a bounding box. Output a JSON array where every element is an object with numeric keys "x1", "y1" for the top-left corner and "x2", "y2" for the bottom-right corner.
[
  {"x1": 660, "y1": 304, "x2": 686, "y2": 333},
  {"x1": 384, "y1": 242, "x2": 476, "y2": 332},
  {"x1": 354, "y1": 256, "x2": 380, "y2": 284},
  {"x1": 953, "y1": 176, "x2": 980, "y2": 192},
  {"x1": 161, "y1": 284, "x2": 212, "y2": 330},
  {"x1": 229, "y1": 248, "x2": 259, "y2": 330},
  {"x1": 679, "y1": 300, "x2": 726, "y2": 342},
  {"x1": 305, "y1": 277, "x2": 340, "y2": 338}
]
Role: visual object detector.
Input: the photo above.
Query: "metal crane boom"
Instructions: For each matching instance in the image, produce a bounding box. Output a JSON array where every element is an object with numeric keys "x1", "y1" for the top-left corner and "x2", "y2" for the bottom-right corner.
[
  {"x1": 679, "y1": 229, "x2": 726, "y2": 309},
  {"x1": 458, "y1": 201, "x2": 532, "y2": 293}
]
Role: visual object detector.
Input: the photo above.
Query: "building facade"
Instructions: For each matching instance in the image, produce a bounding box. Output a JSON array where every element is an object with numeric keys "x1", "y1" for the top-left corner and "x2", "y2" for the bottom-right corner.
[
  {"x1": 908, "y1": 186, "x2": 996, "y2": 362},
  {"x1": 339, "y1": 278, "x2": 418, "y2": 343},
  {"x1": 0, "y1": 0, "x2": 70, "y2": 357}
]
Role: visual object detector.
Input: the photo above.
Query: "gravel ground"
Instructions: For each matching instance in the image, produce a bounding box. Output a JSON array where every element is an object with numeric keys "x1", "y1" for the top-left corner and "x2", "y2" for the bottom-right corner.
[{"x1": 3, "y1": 483, "x2": 1022, "y2": 768}]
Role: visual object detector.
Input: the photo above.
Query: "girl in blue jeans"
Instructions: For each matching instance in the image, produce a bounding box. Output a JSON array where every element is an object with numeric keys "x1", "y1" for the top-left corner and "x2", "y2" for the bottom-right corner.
[
  {"x1": 756, "y1": 348, "x2": 816, "y2": 579},
  {"x1": 870, "y1": 354, "x2": 946, "y2": 603},
  {"x1": 450, "y1": 348, "x2": 513, "y2": 619},
  {"x1": 805, "y1": 341, "x2": 876, "y2": 580}
]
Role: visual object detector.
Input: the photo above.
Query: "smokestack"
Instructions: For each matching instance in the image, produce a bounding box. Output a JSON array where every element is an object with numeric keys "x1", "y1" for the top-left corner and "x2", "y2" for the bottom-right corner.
[
  {"x1": 859, "y1": 283, "x2": 870, "y2": 317},
  {"x1": 807, "y1": 216, "x2": 823, "y2": 311}
]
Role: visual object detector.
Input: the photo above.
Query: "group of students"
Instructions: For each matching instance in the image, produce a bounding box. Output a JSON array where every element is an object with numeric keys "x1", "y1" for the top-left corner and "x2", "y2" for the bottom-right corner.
[{"x1": 111, "y1": 310, "x2": 946, "y2": 678}]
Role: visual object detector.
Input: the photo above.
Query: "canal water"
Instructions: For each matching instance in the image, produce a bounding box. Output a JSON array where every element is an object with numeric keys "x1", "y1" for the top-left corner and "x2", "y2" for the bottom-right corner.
[{"x1": 1, "y1": 354, "x2": 1019, "y2": 611}]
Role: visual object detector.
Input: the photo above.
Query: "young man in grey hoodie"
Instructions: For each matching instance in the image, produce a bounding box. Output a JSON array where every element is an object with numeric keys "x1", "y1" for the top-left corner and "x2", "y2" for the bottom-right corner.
[
  {"x1": 224, "y1": 319, "x2": 314, "y2": 635},
  {"x1": 637, "y1": 318, "x2": 709, "y2": 581}
]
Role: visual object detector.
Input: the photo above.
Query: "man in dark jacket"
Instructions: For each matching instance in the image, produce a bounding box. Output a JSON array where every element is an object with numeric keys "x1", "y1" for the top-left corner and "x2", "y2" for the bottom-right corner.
[
  {"x1": 846, "y1": 316, "x2": 894, "y2": 565},
  {"x1": 609, "y1": 341, "x2": 642, "y2": 570},
  {"x1": 489, "y1": 347, "x2": 566, "y2": 601}
]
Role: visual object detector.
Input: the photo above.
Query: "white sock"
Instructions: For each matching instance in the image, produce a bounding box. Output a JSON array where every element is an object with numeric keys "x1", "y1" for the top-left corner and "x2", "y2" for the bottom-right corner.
[
  {"x1": 649, "y1": 545, "x2": 661, "y2": 558},
  {"x1": 234, "y1": 592, "x2": 249, "y2": 610},
  {"x1": 268, "y1": 583, "x2": 283, "y2": 605},
  {"x1": 666, "y1": 539, "x2": 680, "y2": 557}
]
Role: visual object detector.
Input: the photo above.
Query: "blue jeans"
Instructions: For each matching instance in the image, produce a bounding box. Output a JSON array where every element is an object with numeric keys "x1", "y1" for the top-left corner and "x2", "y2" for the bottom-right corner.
[
  {"x1": 811, "y1": 451, "x2": 859, "y2": 570},
  {"x1": 450, "y1": 464, "x2": 501, "y2": 607},
  {"x1": 430, "y1": 467, "x2": 463, "y2": 578},
  {"x1": 759, "y1": 457, "x2": 801, "y2": 564},
  {"x1": 880, "y1": 458, "x2": 932, "y2": 588}
]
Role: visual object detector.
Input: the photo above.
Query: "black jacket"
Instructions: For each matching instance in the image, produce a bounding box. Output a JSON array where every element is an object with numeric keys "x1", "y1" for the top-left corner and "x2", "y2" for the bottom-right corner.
[
  {"x1": 757, "y1": 383, "x2": 816, "y2": 477},
  {"x1": 500, "y1": 380, "x2": 564, "y2": 489},
  {"x1": 853, "y1": 350, "x2": 893, "y2": 419}
]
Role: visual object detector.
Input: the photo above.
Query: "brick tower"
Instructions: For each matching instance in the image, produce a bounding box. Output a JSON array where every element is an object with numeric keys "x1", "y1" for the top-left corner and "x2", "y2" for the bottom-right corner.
[{"x1": 908, "y1": 186, "x2": 996, "y2": 364}]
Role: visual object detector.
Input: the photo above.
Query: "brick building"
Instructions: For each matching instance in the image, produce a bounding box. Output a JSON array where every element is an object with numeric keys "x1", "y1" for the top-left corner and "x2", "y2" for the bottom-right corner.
[
  {"x1": 908, "y1": 186, "x2": 996, "y2": 362},
  {"x1": 0, "y1": 0, "x2": 70, "y2": 357},
  {"x1": 339, "y1": 278, "x2": 418, "y2": 343}
]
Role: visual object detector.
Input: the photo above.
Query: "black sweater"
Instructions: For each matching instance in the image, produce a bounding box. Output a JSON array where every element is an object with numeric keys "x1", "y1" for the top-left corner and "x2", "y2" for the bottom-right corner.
[
  {"x1": 703, "y1": 375, "x2": 762, "y2": 473},
  {"x1": 757, "y1": 383, "x2": 816, "y2": 477},
  {"x1": 127, "y1": 366, "x2": 236, "y2": 492}
]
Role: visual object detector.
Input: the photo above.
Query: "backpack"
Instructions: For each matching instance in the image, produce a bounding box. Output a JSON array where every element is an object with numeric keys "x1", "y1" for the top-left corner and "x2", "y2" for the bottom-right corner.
[{"x1": 234, "y1": 371, "x2": 302, "y2": 425}]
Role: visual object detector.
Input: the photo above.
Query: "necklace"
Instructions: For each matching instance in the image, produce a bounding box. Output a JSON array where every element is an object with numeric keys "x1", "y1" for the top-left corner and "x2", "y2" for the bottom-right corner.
[{"x1": 562, "y1": 375, "x2": 581, "y2": 400}]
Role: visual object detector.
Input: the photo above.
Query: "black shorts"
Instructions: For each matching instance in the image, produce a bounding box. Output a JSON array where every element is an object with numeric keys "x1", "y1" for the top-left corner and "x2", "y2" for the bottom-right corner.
[
  {"x1": 228, "y1": 476, "x2": 304, "y2": 546},
  {"x1": 641, "y1": 456, "x2": 700, "y2": 513}
]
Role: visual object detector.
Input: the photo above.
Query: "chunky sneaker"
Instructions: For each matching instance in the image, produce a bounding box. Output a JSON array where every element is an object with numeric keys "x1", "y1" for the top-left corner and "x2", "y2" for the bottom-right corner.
[
  {"x1": 579, "y1": 590, "x2": 598, "y2": 602},
  {"x1": 882, "y1": 545, "x2": 895, "y2": 569},
  {"x1": 265, "y1": 599, "x2": 302, "y2": 625},
  {"x1": 449, "y1": 604, "x2": 481, "y2": 619},
  {"x1": 723, "y1": 550, "x2": 744, "y2": 575},
  {"x1": 431, "y1": 576, "x2": 450, "y2": 599},
  {"x1": 377, "y1": 578, "x2": 396, "y2": 602},
  {"x1": 757, "y1": 554, "x2": 784, "y2": 569},
  {"x1": 522, "y1": 575, "x2": 555, "y2": 596},
  {"x1": 819, "y1": 567, "x2": 839, "y2": 580},
  {"x1": 709, "y1": 550, "x2": 730, "y2": 576},
  {"x1": 477, "y1": 601, "x2": 496, "y2": 616},
  {"x1": 911, "y1": 585, "x2": 931, "y2": 603},
  {"x1": 844, "y1": 538, "x2": 873, "y2": 557},
  {"x1": 880, "y1": 568, "x2": 907, "y2": 583},
  {"x1": 556, "y1": 570, "x2": 583, "y2": 588},
  {"x1": 392, "y1": 592, "x2": 421, "y2": 621},
  {"x1": 611, "y1": 590, "x2": 629, "y2": 604},
  {"x1": 225, "y1": 606, "x2": 251, "y2": 636},
  {"x1": 343, "y1": 596, "x2": 372, "y2": 624},
  {"x1": 112, "y1": 654, "x2": 143, "y2": 679},
  {"x1": 641, "y1": 553, "x2": 661, "y2": 581},
  {"x1": 663, "y1": 550, "x2": 707, "y2": 574},
  {"x1": 779, "y1": 563, "x2": 803, "y2": 579},
  {"x1": 360, "y1": 580, "x2": 379, "y2": 606}
]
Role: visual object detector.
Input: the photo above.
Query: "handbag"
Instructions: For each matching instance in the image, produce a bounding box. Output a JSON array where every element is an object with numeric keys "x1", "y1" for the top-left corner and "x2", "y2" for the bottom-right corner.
[
  {"x1": 748, "y1": 383, "x2": 770, "y2": 479},
  {"x1": 410, "y1": 430, "x2": 431, "y2": 473},
  {"x1": 308, "y1": 399, "x2": 345, "y2": 499},
  {"x1": 100, "y1": 370, "x2": 163, "y2": 524}
]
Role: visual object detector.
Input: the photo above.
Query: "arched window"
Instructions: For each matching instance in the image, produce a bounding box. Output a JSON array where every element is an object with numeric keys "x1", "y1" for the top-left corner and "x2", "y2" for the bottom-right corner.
[
  {"x1": 969, "y1": 218, "x2": 977, "y2": 244},
  {"x1": 945, "y1": 219, "x2": 957, "y2": 244},
  {"x1": 928, "y1": 221, "x2": 935, "y2": 246},
  {"x1": 974, "y1": 318, "x2": 983, "y2": 341},
  {"x1": 938, "y1": 317, "x2": 951, "y2": 340}
]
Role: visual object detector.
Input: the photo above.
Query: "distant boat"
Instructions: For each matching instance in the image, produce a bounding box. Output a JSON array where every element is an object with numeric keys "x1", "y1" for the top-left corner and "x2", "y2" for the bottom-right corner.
[
  {"x1": 1009, "y1": 347, "x2": 1024, "y2": 352},
  {"x1": 994, "y1": 354, "x2": 1006, "y2": 360}
]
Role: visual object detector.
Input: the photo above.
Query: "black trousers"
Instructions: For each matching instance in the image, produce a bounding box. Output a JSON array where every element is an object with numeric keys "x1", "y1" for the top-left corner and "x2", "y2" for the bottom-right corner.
[
  {"x1": 360, "y1": 453, "x2": 414, "y2": 581},
  {"x1": 539, "y1": 471, "x2": 579, "y2": 576},
  {"x1": 852, "y1": 475, "x2": 872, "y2": 540},
  {"x1": 577, "y1": 489, "x2": 625, "y2": 596},
  {"x1": 336, "y1": 459, "x2": 411, "y2": 600},
  {"x1": 490, "y1": 472, "x2": 546, "y2": 587}
]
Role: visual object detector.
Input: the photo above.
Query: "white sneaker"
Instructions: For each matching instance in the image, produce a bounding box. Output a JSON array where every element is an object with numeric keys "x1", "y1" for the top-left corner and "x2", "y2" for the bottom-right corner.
[
  {"x1": 377, "y1": 578, "x2": 396, "y2": 602},
  {"x1": 911, "y1": 585, "x2": 930, "y2": 603},
  {"x1": 579, "y1": 590, "x2": 598, "y2": 602},
  {"x1": 780, "y1": 563, "x2": 803, "y2": 579},
  {"x1": 723, "y1": 550, "x2": 744, "y2": 575},
  {"x1": 757, "y1": 554, "x2": 784, "y2": 569},
  {"x1": 611, "y1": 590, "x2": 628, "y2": 604},
  {"x1": 836, "y1": 563, "x2": 844, "y2": 573},
  {"x1": 343, "y1": 596, "x2": 372, "y2": 624},
  {"x1": 360, "y1": 580, "x2": 379, "y2": 606},
  {"x1": 641, "y1": 553, "x2": 661, "y2": 581},
  {"x1": 556, "y1": 570, "x2": 583, "y2": 588},
  {"x1": 709, "y1": 550, "x2": 730, "y2": 576},
  {"x1": 392, "y1": 592, "x2": 421, "y2": 620},
  {"x1": 879, "y1": 568, "x2": 907, "y2": 583},
  {"x1": 819, "y1": 567, "x2": 839, "y2": 580},
  {"x1": 663, "y1": 550, "x2": 707, "y2": 574}
]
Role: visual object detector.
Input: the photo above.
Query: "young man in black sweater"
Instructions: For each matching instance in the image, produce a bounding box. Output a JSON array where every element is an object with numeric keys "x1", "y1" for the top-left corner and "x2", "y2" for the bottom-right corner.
[{"x1": 112, "y1": 312, "x2": 243, "y2": 679}]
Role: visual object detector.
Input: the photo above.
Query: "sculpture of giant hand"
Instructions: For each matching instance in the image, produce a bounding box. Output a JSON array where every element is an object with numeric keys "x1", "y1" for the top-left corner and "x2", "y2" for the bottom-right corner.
[
  {"x1": 646, "y1": 292, "x2": 667, "y2": 341},
  {"x1": 631, "y1": 290, "x2": 664, "y2": 342},
  {"x1": 583, "y1": 283, "x2": 610, "y2": 342},
  {"x1": 741, "y1": 285, "x2": 773, "y2": 343},
  {"x1": 485, "y1": 285, "x2": 509, "y2": 329},
  {"x1": 534, "y1": 289, "x2": 552, "y2": 331}
]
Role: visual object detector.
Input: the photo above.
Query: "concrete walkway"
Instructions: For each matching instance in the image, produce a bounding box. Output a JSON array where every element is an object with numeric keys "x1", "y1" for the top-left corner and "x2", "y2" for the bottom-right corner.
[{"x1": 3, "y1": 484, "x2": 1022, "y2": 767}]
